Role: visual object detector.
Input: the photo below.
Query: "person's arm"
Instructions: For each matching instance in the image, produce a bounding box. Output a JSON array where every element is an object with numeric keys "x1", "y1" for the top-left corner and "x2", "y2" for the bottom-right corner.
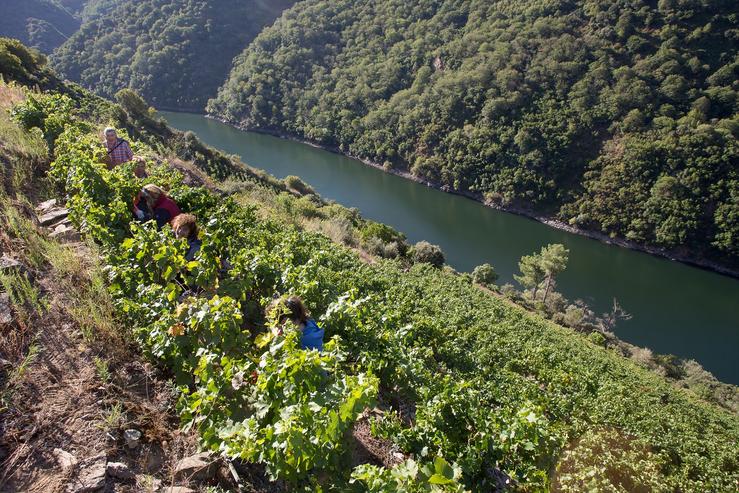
[
  {"x1": 185, "y1": 239, "x2": 202, "y2": 261},
  {"x1": 133, "y1": 193, "x2": 145, "y2": 220},
  {"x1": 102, "y1": 142, "x2": 113, "y2": 167},
  {"x1": 124, "y1": 142, "x2": 134, "y2": 161}
]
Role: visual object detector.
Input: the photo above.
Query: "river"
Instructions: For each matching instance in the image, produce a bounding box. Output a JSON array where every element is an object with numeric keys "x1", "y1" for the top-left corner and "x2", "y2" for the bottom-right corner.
[{"x1": 160, "y1": 111, "x2": 739, "y2": 385}]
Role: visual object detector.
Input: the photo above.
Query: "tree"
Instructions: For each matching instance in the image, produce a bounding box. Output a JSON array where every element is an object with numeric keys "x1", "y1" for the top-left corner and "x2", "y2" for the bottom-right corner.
[
  {"x1": 472, "y1": 263, "x2": 498, "y2": 286},
  {"x1": 515, "y1": 253, "x2": 546, "y2": 299},
  {"x1": 205, "y1": 0, "x2": 738, "y2": 267},
  {"x1": 116, "y1": 88, "x2": 149, "y2": 117},
  {"x1": 515, "y1": 243, "x2": 569, "y2": 301},
  {"x1": 540, "y1": 243, "x2": 569, "y2": 303}
]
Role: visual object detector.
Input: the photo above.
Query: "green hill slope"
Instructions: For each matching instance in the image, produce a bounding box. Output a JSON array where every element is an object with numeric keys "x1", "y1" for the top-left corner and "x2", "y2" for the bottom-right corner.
[
  {"x1": 208, "y1": 0, "x2": 739, "y2": 269},
  {"x1": 0, "y1": 0, "x2": 81, "y2": 53},
  {"x1": 51, "y1": 0, "x2": 296, "y2": 110},
  {"x1": 4, "y1": 39, "x2": 738, "y2": 492}
]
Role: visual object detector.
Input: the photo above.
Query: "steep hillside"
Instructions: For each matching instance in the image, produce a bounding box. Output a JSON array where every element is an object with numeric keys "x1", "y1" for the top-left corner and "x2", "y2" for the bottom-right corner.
[
  {"x1": 208, "y1": 0, "x2": 739, "y2": 269},
  {"x1": 51, "y1": 0, "x2": 297, "y2": 110},
  {"x1": 3, "y1": 39, "x2": 737, "y2": 492},
  {"x1": 0, "y1": 0, "x2": 81, "y2": 53}
]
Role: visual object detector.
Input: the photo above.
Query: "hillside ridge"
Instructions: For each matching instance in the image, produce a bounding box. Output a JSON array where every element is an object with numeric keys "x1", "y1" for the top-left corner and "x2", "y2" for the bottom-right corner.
[{"x1": 208, "y1": 0, "x2": 739, "y2": 271}]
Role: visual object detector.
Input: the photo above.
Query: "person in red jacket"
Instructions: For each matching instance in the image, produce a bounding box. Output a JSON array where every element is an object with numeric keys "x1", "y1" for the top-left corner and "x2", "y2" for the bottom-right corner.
[{"x1": 133, "y1": 184, "x2": 181, "y2": 229}]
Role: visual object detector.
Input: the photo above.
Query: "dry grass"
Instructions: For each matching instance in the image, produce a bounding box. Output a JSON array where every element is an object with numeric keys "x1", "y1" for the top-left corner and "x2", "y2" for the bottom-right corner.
[
  {"x1": 0, "y1": 216, "x2": 190, "y2": 493},
  {"x1": 0, "y1": 82, "x2": 27, "y2": 112},
  {"x1": 0, "y1": 83, "x2": 48, "y2": 200}
]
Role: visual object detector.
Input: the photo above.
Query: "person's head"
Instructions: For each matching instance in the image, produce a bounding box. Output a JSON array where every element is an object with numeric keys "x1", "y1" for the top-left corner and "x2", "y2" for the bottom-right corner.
[
  {"x1": 172, "y1": 213, "x2": 198, "y2": 240},
  {"x1": 104, "y1": 127, "x2": 118, "y2": 144},
  {"x1": 267, "y1": 295, "x2": 308, "y2": 326},
  {"x1": 140, "y1": 184, "x2": 164, "y2": 208},
  {"x1": 133, "y1": 157, "x2": 148, "y2": 178}
]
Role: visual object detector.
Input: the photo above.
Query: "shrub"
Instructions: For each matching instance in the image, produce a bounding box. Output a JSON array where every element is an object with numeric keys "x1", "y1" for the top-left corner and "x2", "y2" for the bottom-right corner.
[
  {"x1": 11, "y1": 92, "x2": 74, "y2": 150},
  {"x1": 319, "y1": 217, "x2": 355, "y2": 245},
  {"x1": 0, "y1": 38, "x2": 50, "y2": 86},
  {"x1": 563, "y1": 305, "x2": 585, "y2": 328},
  {"x1": 587, "y1": 332, "x2": 606, "y2": 347},
  {"x1": 360, "y1": 221, "x2": 405, "y2": 245},
  {"x1": 411, "y1": 241, "x2": 445, "y2": 267},
  {"x1": 361, "y1": 236, "x2": 385, "y2": 257},
  {"x1": 471, "y1": 263, "x2": 498, "y2": 286},
  {"x1": 653, "y1": 353, "x2": 686, "y2": 380},
  {"x1": 500, "y1": 283, "x2": 519, "y2": 300},
  {"x1": 284, "y1": 174, "x2": 315, "y2": 195},
  {"x1": 115, "y1": 88, "x2": 150, "y2": 117}
]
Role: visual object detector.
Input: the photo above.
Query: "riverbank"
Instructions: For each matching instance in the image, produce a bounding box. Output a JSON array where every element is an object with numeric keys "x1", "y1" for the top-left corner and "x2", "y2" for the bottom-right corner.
[
  {"x1": 204, "y1": 114, "x2": 739, "y2": 280},
  {"x1": 160, "y1": 109, "x2": 739, "y2": 383}
]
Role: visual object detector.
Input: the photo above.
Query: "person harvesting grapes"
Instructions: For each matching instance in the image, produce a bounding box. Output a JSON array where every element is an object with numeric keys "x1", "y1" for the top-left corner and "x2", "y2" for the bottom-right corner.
[
  {"x1": 172, "y1": 213, "x2": 202, "y2": 261},
  {"x1": 267, "y1": 296, "x2": 324, "y2": 351},
  {"x1": 102, "y1": 127, "x2": 134, "y2": 167},
  {"x1": 133, "y1": 184, "x2": 181, "y2": 229}
]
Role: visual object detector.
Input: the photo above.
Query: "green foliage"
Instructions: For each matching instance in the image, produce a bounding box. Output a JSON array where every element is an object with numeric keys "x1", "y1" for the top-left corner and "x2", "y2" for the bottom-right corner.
[
  {"x1": 515, "y1": 254, "x2": 546, "y2": 297},
  {"x1": 471, "y1": 263, "x2": 498, "y2": 286},
  {"x1": 284, "y1": 175, "x2": 316, "y2": 196},
  {"x1": 38, "y1": 90, "x2": 739, "y2": 492},
  {"x1": 219, "y1": 335, "x2": 378, "y2": 483},
  {"x1": 515, "y1": 243, "x2": 569, "y2": 302},
  {"x1": 0, "y1": 3, "x2": 79, "y2": 53},
  {"x1": 587, "y1": 332, "x2": 607, "y2": 348},
  {"x1": 411, "y1": 241, "x2": 445, "y2": 268},
  {"x1": 208, "y1": 0, "x2": 739, "y2": 266},
  {"x1": 51, "y1": 0, "x2": 297, "y2": 109},
  {"x1": 12, "y1": 92, "x2": 74, "y2": 150},
  {"x1": 0, "y1": 38, "x2": 56, "y2": 87},
  {"x1": 552, "y1": 428, "x2": 665, "y2": 493},
  {"x1": 351, "y1": 457, "x2": 467, "y2": 492},
  {"x1": 115, "y1": 88, "x2": 151, "y2": 118},
  {"x1": 360, "y1": 221, "x2": 409, "y2": 259},
  {"x1": 361, "y1": 222, "x2": 405, "y2": 245}
]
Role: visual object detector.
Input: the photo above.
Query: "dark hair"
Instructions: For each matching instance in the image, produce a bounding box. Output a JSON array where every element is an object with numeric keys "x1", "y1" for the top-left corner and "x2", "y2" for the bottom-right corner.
[
  {"x1": 266, "y1": 295, "x2": 310, "y2": 325},
  {"x1": 285, "y1": 296, "x2": 308, "y2": 324}
]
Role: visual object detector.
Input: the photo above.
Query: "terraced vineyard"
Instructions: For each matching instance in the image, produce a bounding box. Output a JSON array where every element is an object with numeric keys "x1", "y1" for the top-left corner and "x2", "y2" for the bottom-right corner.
[{"x1": 5, "y1": 79, "x2": 733, "y2": 492}]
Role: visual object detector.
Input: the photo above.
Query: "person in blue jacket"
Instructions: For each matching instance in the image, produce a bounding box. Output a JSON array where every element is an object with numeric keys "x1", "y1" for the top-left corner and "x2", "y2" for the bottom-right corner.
[{"x1": 273, "y1": 296, "x2": 324, "y2": 351}]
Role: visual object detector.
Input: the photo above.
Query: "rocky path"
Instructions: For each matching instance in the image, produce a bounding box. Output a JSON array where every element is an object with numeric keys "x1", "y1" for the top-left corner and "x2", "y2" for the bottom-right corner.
[{"x1": 0, "y1": 200, "x2": 249, "y2": 493}]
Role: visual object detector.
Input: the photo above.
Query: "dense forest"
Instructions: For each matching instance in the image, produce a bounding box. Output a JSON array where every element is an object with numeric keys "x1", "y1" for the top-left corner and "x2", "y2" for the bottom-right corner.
[
  {"x1": 209, "y1": 0, "x2": 739, "y2": 266},
  {"x1": 51, "y1": 0, "x2": 297, "y2": 109},
  {"x1": 0, "y1": 1, "x2": 82, "y2": 53}
]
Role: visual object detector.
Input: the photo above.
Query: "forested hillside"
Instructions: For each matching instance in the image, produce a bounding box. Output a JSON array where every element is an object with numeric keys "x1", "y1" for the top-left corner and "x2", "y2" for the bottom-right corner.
[
  {"x1": 209, "y1": 0, "x2": 739, "y2": 267},
  {"x1": 0, "y1": 1, "x2": 81, "y2": 53},
  {"x1": 52, "y1": 0, "x2": 296, "y2": 110}
]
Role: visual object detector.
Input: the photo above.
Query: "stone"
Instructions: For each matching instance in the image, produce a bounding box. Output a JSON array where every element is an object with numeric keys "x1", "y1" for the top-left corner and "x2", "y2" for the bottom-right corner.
[
  {"x1": 38, "y1": 208, "x2": 69, "y2": 227},
  {"x1": 50, "y1": 217, "x2": 73, "y2": 229},
  {"x1": 123, "y1": 429, "x2": 142, "y2": 449},
  {"x1": 36, "y1": 198, "x2": 57, "y2": 212},
  {"x1": 0, "y1": 255, "x2": 24, "y2": 273},
  {"x1": 0, "y1": 293, "x2": 13, "y2": 325},
  {"x1": 52, "y1": 448, "x2": 78, "y2": 471},
  {"x1": 173, "y1": 452, "x2": 218, "y2": 482},
  {"x1": 106, "y1": 461, "x2": 134, "y2": 480},
  {"x1": 67, "y1": 454, "x2": 106, "y2": 493},
  {"x1": 50, "y1": 225, "x2": 81, "y2": 243}
]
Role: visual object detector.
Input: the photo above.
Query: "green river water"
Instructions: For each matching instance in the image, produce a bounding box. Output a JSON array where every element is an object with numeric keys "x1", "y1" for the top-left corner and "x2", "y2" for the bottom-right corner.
[{"x1": 161, "y1": 111, "x2": 739, "y2": 384}]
